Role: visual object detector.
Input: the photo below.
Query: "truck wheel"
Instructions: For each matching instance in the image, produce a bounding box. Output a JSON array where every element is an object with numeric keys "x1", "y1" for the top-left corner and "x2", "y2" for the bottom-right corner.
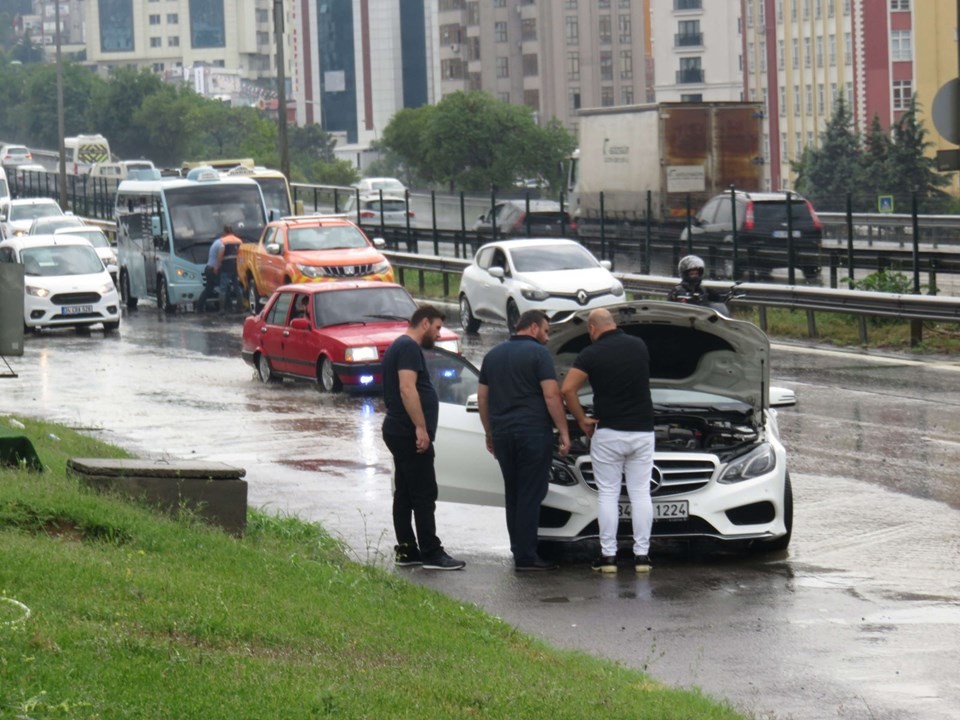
[
  {"x1": 459, "y1": 295, "x2": 481, "y2": 333},
  {"x1": 318, "y1": 357, "x2": 342, "y2": 393},
  {"x1": 120, "y1": 270, "x2": 138, "y2": 310},
  {"x1": 247, "y1": 278, "x2": 261, "y2": 314},
  {"x1": 157, "y1": 276, "x2": 175, "y2": 314},
  {"x1": 506, "y1": 299, "x2": 520, "y2": 334}
]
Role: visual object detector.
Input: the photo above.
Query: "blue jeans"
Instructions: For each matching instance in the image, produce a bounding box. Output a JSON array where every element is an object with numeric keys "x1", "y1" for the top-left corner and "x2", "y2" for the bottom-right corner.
[
  {"x1": 491, "y1": 427, "x2": 554, "y2": 565},
  {"x1": 218, "y1": 268, "x2": 241, "y2": 312}
]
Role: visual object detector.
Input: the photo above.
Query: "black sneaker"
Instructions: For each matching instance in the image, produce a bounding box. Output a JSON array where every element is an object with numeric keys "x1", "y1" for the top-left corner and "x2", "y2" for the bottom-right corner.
[
  {"x1": 634, "y1": 555, "x2": 652, "y2": 573},
  {"x1": 394, "y1": 544, "x2": 422, "y2": 567},
  {"x1": 591, "y1": 555, "x2": 618, "y2": 573},
  {"x1": 422, "y1": 550, "x2": 466, "y2": 571},
  {"x1": 515, "y1": 557, "x2": 559, "y2": 572}
]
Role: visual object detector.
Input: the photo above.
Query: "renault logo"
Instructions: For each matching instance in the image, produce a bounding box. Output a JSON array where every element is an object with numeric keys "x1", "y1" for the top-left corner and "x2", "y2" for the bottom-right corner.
[
  {"x1": 650, "y1": 466, "x2": 663, "y2": 493},
  {"x1": 576, "y1": 289, "x2": 589, "y2": 305}
]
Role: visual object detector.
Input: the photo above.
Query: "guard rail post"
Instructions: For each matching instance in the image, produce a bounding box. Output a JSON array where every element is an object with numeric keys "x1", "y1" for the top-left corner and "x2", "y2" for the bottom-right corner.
[
  {"x1": 730, "y1": 186, "x2": 739, "y2": 280},
  {"x1": 786, "y1": 190, "x2": 796, "y2": 285},
  {"x1": 644, "y1": 190, "x2": 652, "y2": 275},
  {"x1": 490, "y1": 189, "x2": 497, "y2": 242},
  {"x1": 829, "y1": 250, "x2": 839, "y2": 288},
  {"x1": 560, "y1": 192, "x2": 567, "y2": 236},
  {"x1": 430, "y1": 191, "x2": 439, "y2": 255},
  {"x1": 599, "y1": 192, "x2": 607, "y2": 261},
  {"x1": 460, "y1": 192, "x2": 467, "y2": 258},
  {"x1": 858, "y1": 316, "x2": 869, "y2": 345},
  {"x1": 929, "y1": 258, "x2": 938, "y2": 297},
  {"x1": 846, "y1": 193, "x2": 855, "y2": 289},
  {"x1": 525, "y1": 193, "x2": 531, "y2": 237},
  {"x1": 911, "y1": 193, "x2": 923, "y2": 347}
]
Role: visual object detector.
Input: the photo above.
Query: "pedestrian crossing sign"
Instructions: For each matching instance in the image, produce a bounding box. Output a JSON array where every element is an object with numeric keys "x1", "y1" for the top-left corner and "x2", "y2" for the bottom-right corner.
[{"x1": 878, "y1": 195, "x2": 894, "y2": 213}]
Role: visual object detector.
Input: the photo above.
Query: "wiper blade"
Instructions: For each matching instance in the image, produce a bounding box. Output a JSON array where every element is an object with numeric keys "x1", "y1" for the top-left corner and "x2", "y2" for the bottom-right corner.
[{"x1": 363, "y1": 313, "x2": 408, "y2": 321}]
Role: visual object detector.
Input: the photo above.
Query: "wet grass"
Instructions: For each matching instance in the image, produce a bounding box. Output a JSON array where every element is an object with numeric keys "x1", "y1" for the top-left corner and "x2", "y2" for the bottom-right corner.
[{"x1": 0, "y1": 416, "x2": 746, "y2": 720}]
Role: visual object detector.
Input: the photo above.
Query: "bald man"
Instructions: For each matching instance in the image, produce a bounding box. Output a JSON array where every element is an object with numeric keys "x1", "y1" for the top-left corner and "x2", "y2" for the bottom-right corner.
[{"x1": 561, "y1": 308, "x2": 655, "y2": 573}]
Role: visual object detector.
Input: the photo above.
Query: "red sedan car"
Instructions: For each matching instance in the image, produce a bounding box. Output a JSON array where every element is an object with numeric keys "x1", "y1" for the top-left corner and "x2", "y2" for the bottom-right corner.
[{"x1": 241, "y1": 281, "x2": 460, "y2": 392}]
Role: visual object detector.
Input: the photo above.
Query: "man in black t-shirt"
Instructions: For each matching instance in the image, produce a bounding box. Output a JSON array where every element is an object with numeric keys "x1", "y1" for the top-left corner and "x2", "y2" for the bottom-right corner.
[
  {"x1": 561, "y1": 308, "x2": 655, "y2": 574},
  {"x1": 382, "y1": 305, "x2": 465, "y2": 571}
]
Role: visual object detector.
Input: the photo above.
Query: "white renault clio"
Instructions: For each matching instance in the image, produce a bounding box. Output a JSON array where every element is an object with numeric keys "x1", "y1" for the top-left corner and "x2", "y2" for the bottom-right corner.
[
  {"x1": 0, "y1": 234, "x2": 120, "y2": 333},
  {"x1": 427, "y1": 301, "x2": 797, "y2": 553}
]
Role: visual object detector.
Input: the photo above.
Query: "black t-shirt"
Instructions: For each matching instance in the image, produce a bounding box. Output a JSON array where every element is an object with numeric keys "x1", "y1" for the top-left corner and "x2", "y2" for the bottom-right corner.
[
  {"x1": 381, "y1": 334, "x2": 439, "y2": 439},
  {"x1": 572, "y1": 329, "x2": 654, "y2": 432},
  {"x1": 478, "y1": 335, "x2": 556, "y2": 433}
]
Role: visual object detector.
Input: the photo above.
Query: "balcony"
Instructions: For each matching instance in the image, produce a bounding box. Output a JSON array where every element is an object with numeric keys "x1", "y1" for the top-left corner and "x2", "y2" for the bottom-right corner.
[
  {"x1": 674, "y1": 32, "x2": 703, "y2": 47},
  {"x1": 674, "y1": 0, "x2": 702, "y2": 10},
  {"x1": 676, "y1": 68, "x2": 704, "y2": 83}
]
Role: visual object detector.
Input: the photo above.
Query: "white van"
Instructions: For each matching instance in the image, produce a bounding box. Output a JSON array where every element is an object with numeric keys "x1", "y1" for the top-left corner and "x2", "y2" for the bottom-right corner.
[
  {"x1": 90, "y1": 160, "x2": 158, "y2": 181},
  {"x1": 0, "y1": 166, "x2": 8, "y2": 211}
]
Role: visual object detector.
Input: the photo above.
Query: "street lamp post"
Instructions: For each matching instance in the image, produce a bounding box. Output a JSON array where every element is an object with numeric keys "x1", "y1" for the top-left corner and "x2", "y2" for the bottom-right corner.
[
  {"x1": 54, "y1": 0, "x2": 67, "y2": 210},
  {"x1": 273, "y1": 0, "x2": 290, "y2": 180}
]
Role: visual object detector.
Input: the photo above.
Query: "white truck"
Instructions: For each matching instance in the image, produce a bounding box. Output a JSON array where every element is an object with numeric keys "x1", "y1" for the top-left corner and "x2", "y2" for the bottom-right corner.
[
  {"x1": 567, "y1": 102, "x2": 766, "y2": 225},
  {"x1": 64, "y1": 134, "x2": 112, "y2": 175}
]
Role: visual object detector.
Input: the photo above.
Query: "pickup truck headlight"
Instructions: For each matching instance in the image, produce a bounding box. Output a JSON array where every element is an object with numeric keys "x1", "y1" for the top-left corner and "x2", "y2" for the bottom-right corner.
[
  {"x1": 434, "y1": 338, "x2": 460, "y2": 354},
  {"x1": 345, "y1": 346, "x2": 378, "y2": 363},
  {"x1": 717, "y1": 443, "x2": 776, "y2": 483},
  {"x1": 297, "y1": 265, "x2": 323, "y2": 279},
  {"x1": 520, "y1": 285, "x2": 549, "y2": 301},
  {"x1": 371, "y1": 260, "x2": 392, "y2": 275},
  {"x1": 26, "y1": 285, "x2": 50, "y2": 298}
]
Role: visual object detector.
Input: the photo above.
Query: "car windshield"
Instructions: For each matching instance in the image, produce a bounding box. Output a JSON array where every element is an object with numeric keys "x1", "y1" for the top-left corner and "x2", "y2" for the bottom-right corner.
[
  {"x1": 753, "y1": 200, "x2": 814, "y2": 224},
  {"x1": 166, "y1": 183, "x2": 266, "y2": 262},
  {"x1": 365, "y1": 199, "x2": 407, "y2": 213},
  {"x1": 0, "y1": 179, "x2": 8, "y2": 197},
  {"x1": 368, "y1": 180, "x2": 405, "y2": 193},
  {"x1": 33, "y1": 218, "x2": 82, "y2": 233},
  {"x1": 5, "y1": 147, "x2": 29, "y2": 157},
  {"x1": 314, "y1": 287, "x2": 418, "y2": 327},
  {"x1": 255, "y1": 177, "x2": 292, "y2": 218},
  {"x1": 21, "y1": 245, "x2": 104, "y2": 277},
  {"x1": 510, "y1": 245, "x2": 599, "y2": 273},
  {"x1": 11, "y1": 203, "x2": 63, "y2": 222},
  {"x1": 287, "y1": 225, "x2": 369, "y2": 251},
  {"x1": 62, "y1": 229, "x2": 110, "y2": 248}
]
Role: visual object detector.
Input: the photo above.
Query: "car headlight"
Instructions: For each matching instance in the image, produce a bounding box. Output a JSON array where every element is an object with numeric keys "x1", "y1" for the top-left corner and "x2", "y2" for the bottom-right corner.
[
  {"x1": 297, "y1": 264, "x2": 323, "y2": 278},
  {"x1": 173, "y1": 267, "x2": 196, "y2": 280},
  {"x1": 98, "y1": 282, "x2": 116, "y2": 295},
  {"x1": 520, "y1": 285, "x2": 549, "y2": 301},
  {"x1": 104, "y1": 251, "x2": 117, "y2": 265},
  {"x1": 717, "y1": 443, "x2": 777, "y2": 483},
  {"x1": 371, "y1": 260, "x2": 392, "y2": 275},
  {"x1": 25, "y1": 285, "x2": 50, "y2": 298},
  {"x1": 611, "y1": 280, "x2": 624, "y2": 297},
  {"x1": 434, "y1": 338, "x2": 460, "y2": 354},
  {"x1": 14, "y1": 229, "x2": 27, "y2": 237},
  {"x1": 345, "y1": 346, "x2": 378, "y2": 363}
]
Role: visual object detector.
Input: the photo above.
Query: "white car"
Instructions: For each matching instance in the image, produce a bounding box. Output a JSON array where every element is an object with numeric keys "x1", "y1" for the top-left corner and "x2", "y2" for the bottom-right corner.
[
  {"x1": 1, "y1": 198, "x2": 65, "y2": 239},
  {"x1": 352, "y1": 177, "x2": 407, "y2": 195},
  {"x1": 428, "y1": 301, "x2": 796, "y2": 552},
  {"x1": 53, "y1": 226, "x2": 118, "y2": 285},
  {"x1": 342, "y1": 193, "x2": 415, "y2": 227},
  {"x1": 0, "y1": 234, "x2": 120, "y2": 333},
  {"x1": 458, "y1": 238, "x2": 624, "y2": 333}
]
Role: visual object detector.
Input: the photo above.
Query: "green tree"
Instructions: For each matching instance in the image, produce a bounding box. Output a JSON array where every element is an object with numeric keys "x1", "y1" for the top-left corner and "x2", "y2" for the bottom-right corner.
[
  {"x1": 288, "y1": 123, "x2": 339, "y2": 163},
  {"x1": 10, "y1": 32, "x2": 42, "y2": 64},
  {"x1": 793, "y1": 95, "x2": 861, "y2": 211},
  {"x1": 378, "y1": 105, "x2": 434, "y2": 186},
  {"x1": 87, "y1": 67, "x2": 164, "y2": 160},
  {"x1": 886, "y1": 99, "x2": 951, "y2": 212},
  {"x1": 132, "y1": 85, "x2": 206, "y2": 166},
  {"x1": 860, "y1": 115, "x2": 893, "y2": 196},
  {"x1": 20, "y1": 61, "x2": 104, "y2": 147}
]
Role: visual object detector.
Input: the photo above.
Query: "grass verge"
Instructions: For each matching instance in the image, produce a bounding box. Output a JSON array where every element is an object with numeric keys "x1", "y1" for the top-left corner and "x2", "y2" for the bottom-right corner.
[{"x1": 1, "y1": 416, "x2": 745, "y2": 720}]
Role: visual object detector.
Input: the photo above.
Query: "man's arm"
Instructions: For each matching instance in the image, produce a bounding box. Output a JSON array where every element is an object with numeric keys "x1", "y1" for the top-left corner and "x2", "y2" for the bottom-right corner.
[
  {"x1": 540, "y1": 379, "x2": 571, "y2": 456},
  {"x1": 214, "y1": 242, "x2": 225, "y2": 272},
  {"x1": 560, "y1": 367, "x2": 597, "y2": 438},
  {"x1": 398, "y1": 368, "x2": 430, "y2": 452},
  {"x1": 477, "y1": 383, "x2": 494, "y2": 455}
]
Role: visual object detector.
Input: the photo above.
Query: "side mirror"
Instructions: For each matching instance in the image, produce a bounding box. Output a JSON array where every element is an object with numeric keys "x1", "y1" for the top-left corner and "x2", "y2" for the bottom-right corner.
[
  {"x1": 265, "y1": 242, "x2": 282, "y2": 255},
  {"x1": 488, "y1": 266, "x2": 505, "y2": 280},
  {"x1": 268, "y1": 207, "x2": 283, "y2": 221},
  {"x1": 769, "y1": 386, "x2": 797, "y2": 408},
  {"x1": 372, "y1": 237, "x2": 386, "y2": 248},
  {"x1": 599, "y1": 260, "x2": 612, "y2": 270},
  {"x1": 290, "y1": 317, "x2": 311, "y2": 331}
]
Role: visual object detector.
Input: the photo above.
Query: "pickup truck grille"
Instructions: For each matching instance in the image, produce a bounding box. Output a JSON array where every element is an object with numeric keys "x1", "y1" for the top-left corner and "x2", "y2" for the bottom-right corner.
[
  {"x1": 317, "y1": 264, "x2": 376, "y2": 278},
  {"x1": 577, "y1": 456, "x2": 716, "y2": 498}
]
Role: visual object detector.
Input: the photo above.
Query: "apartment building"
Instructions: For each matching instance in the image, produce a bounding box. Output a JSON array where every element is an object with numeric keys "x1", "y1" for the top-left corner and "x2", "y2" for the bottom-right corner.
[{"x1": 436, "y1": 0, "x2": 652, "y2": 132}]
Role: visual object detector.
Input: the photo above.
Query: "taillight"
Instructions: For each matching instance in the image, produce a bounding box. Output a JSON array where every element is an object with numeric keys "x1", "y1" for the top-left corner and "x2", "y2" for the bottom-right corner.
[
  {"x1": 569, "y1": 221, "x2": 577, "y2": 232},
  {"x1": 805, "y1": 200, "x2": 822, "y2": 230},
  {"x1": 406, "y1": 211, "x2": 415, "y2": 218},
  {"x1": 512, "y1": 212, "x2": 526, "y2": 230},
  {"x1": 360, "y1": 211, "x2": 376, "y2": 218},
  {"x1": 743, "y1": 201, "x2": 755, "y2": 231}
]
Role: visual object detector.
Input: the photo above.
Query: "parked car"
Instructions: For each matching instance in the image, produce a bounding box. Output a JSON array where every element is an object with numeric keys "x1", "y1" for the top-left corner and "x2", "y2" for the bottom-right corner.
[
  {"x1": 679, "y1": 190, "x2": 823, "y2": 280},
  {"x1": 341, "y1": 193, "x2": 415, "y2": 227},
  {"x1": 458, "y1": 238, "x2": 624, "y2": 333},
  {"x1": 0, "y1": 234, "x2": 120, "y2": 333},
  {"x1": 237, "y1": 215, "x2": 394, "y2": 314},
  {"x1": 431, "y1": 301, "x2": 797, "y2": 551},
  {"x1": 352, "y1": 177, "x2": 407, "y2": 196},
  {"x1": 241, "y1": 281, "x2": 459, "y2": 392},
  {"x1": 1, "y1": 198, "x2": 65, "y2": 239},
  {"x1": 473, "y1": 199, "x2": 575, "y2": 238},
  {"x1": 52, "y1": 226, "x2": 118, "y2": 285},
  {"x1": 0, "y1": 144, "x2": 32, "y2": 168}
]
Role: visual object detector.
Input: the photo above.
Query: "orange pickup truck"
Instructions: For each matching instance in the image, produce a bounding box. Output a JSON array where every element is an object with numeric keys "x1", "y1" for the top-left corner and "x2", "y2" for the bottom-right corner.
[{"x1": 237, "y1": 215, "x2": 394, "y2": 312}]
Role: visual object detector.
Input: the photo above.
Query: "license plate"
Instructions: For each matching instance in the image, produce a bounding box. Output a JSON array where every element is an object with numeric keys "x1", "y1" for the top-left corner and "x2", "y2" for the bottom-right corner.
[
  {"x1": 773, "y1": 230, "x2": 801, "y2": 239},
  {"x1": 61, "y1": 305, "x2": 93, "y2": 315},
  {"x1": 619, "y1": 501, "x2": 689, "y2": 520}
]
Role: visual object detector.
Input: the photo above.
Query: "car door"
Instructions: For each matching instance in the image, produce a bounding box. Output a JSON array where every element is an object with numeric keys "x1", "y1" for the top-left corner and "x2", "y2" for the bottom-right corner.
[
  {"x1": 283, "y1": 292, "x2": 318, "y2": 379},
  {"x1": 427, "y1": 348, "x2": 506, "y2": 507},
  {"x1": 260, "y1": 226, "x2": 286, "y2": 292},
  {"x1": 472, "y1": 246, "x2": 510, "y2": 322},
  {"x1": 258, "y1": 290, "x2": 295, "y2": 374}
]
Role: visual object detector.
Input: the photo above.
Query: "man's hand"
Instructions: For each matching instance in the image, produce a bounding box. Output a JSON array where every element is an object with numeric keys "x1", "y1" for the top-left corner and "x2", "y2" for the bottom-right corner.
[
  {"x1": 557, "y1": 432, "x2": 571, "y2": 457},
  {"x1": 415, "y1": 426, "x2": 430, "y2": 453}
]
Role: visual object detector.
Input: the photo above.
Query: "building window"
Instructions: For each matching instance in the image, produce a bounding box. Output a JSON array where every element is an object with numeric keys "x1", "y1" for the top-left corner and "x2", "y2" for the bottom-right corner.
[
  {"x1": 844, "y1": 32, "x2": 852, "y2": 65},
  {"x1": 677, "y1": 57, "x2": 703, "y2": 84},
  {"x1": 674, "y1": 0, "x2": 702, "y2": 9},
  {"x1": 495, "y1": 22, "x2": 507, "y2": 43},
  {"x1": 599, "y1": 0, "x2": 610, "y2": 7},
  {"x1": 829, "y1": 34, "x2": 836, "y2": 66},
  {"x1": 815, "y1": 0, "x2": 821, "y2": 19},
  {"x1": 569, "y1": 88, "x2": 581, "y2": 113},
  {"x1": 565, "y1": 16, "x2": 579, "y2": 45},
  {"x1": 599, "y1": 15, "x2": 612, "y2": 44},
  {"x1": 619, "y1": 49, "x2": 633, "y2": 79},
  {"x1": 255, "y1": 8, "x2": 268, "y2": 22},
  {"x1": 150, "y1": 36, "x2": 162, "y2": 47},
  {"x1": 152, "y1": 62, "x2": 164, "y2": 72},
  {"x1": 169, "y1": 35, "x2": 180, "y2": 47},
  {"x1": 439, "y1": 0, "x2": 464, "y2": 9},
  {"x1": 494, "y1": 0, "x2": 505, "y2": 6},
  {"x1": 829, "y1": 0, "x2": 835, "y2": 17},
  {"x1": 440, "y1": 24, "x2": 461, "y2": 44},
  {"x1": 778, "y1": 39, "x2": 784, "y2": 69},
  {"x1": 496, "y1": 57, "x2": 509, "y2": 77},
  {"x1": 681, "y1": 93, "x2": 703, "y2": 102},
  {"x1": 817, "y1": 83, "x2": 824, "y2": 113},
  {"x1": 567, "y1": 51, "x2": 580, "y2": 80},
  {"x1": 442, "y1": 59, "x2": 465, "y2": 79},
  {"x1": 190, "y1": 0, "x2": 226, "y2": 49},
  {"x1": 622, "y1": 85, "x2": 634, "y2": 104},
  {"x1": 676, "y1": 19, "x2": 702, "y2": 46},
  {"x1": 779, "y1": 86, "x2": 786, "y2": 115},
  {"x1": 468, "y1": 73, "x2": 481, "y2": 91},
  {"x1": 523, "y1": 54, "x2": 538, "y2": 76},
  {"x1": 843, "y1": 0, "x2": 850, "y2": 16},
  {"x1": 803, "y1": 37, "x2": 810, "y2": 68},
  {"x1": 791, "y1": 38, "x2": 798, "y2": 67},
  {"x1": 760, "y1": 39, "x2": 766, "y2": 71},
  {"x1": 565, "y1": 0, "x2": 577, "y2": 8},
  {"x1": 498, "y1": 91, "x2": 510, "y2": 103},
  {"x1": 781, "y1": 132, "x2": 787, "y2": 161},
  {"x1": 805, "y1": 84, "x2": 812, "y2": 115},
  {"x1": 796, "y1": 132, "x2": 802, "y2": 156},
  {"x1": 619, "y1": 0, "x2": 630, "y2": 6},
  {"x1": 802, "y1": 0, "x2": 810, "y2": 20},
  {"x1": 891, "y1": 30, "x2": 912, "y2": 61},
  {"x1": 893, "y1": 80, "x2": 912, "y2": 109},
  {"x1": 890, "y1": 0, "x2": 909, "y2": 9},
  {"x1": 524, "y1": 89, "x2": 539, "y2": 112},
  {"x1": 793, "y1": 85, "x2": 800, "y2": 115},
  {"x1": 600, "y1": 51, "x2": 613, "y2": 81},
  {"x1": 816, "y1": 36, "x2": 823, "y2": 66},
  {"x1": 467, "y1": 2, "x2": 479, "y2": 25},
  {"x1": 619, "y1": 14, "x2": 632, "y2": 43},
  {"x1": 167, "y1": 13, "x2": 178, "y2": 23},
  {"x1": 149, "y1": 14, "x2": 161, "y2": 24},
  {"x1": 601, "y1": 86, "x2": 614, "y2": 107},
  {"x1": 831, "y1": 82, "x2": 837, "y2": 105},
  {"x1": 521, "y1": 18, "x2": 537, "y2": 41}
]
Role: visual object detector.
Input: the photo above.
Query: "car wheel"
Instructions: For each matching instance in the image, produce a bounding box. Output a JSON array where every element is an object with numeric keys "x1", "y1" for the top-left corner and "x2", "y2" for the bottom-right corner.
[
  {"x1": 103, "y1": 321, "x2": 120, "y2": 333},
  {"x1": 318, "y1": 356, "x2": 343, "y2": 393},
  {"x1": 157, "y1": 276, "x2": 175, "y2": 314},
  {"x1": 802, "y1": 266, "x2": 820, "y2": 281},
  {"x1": 257, "y1": 353, "x2": 279, "y2": 383},
  {"x1": 756, "y1": 473, "x2": 793, "y2": 553},
  {"x1": 120, "y1": 270, "x2": 138, "y2": 310},
  {"x1": 246, "y1": 277, "x2": 261, "y2": 315},
  {"x1": 459, "y1": 294, "x2": 481, "y2": 333},
  {"x1": 506, "y1": 299, "x2": 520, "y2": 334}
]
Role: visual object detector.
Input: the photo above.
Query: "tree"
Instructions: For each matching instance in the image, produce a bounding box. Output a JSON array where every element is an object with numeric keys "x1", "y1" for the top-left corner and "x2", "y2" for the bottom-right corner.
[
  {"x1": 860, "y1": 115, "x2": 893, "y2": 196},
  {"x1": 793, "y1": 95, "x2": 861, "y2": 211},
  {"x1": 886, "y1": 99, "x2": 951, "y2": 212},
  {"x1": 379, "y1": 105, "x2": 434, "y2": 186},
  {"x1": 288, "y1": 123, "x2": 338, "y2": 163},
  {"x1": 20, "y1": 61, "x2": 104, "y2": 147},
  {"x1": 87, "y1": 68, "x2": 164, "y2": 159},
  {"x1": 132, "y1": 85, "x2": 206, "y2": 166}
]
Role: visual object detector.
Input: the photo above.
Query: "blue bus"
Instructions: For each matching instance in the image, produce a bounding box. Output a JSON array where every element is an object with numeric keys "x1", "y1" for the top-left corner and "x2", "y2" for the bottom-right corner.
[{"x1": 115, "y1": 170, "x2": 266, "y2": 312}]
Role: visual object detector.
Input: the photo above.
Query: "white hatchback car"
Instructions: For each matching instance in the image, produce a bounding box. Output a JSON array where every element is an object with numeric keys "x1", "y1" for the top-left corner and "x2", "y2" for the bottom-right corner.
[
  {"x1": 341, "y1": 193, "x2": 415, "y2": 227},
  {"x1": 458, "y1": 238, "x2": 624, "y2": 333},
  {"x1": 0, "y1": 234, "x2": 120, "y2": 332},
  {"x1": 352, "y1": 177, "x2": 407, "y2": 195},
  {"x1": 428, "y1": 301, "x2": 796, "y2": 553},
  {"x1": 1, "y1": 197, "x2": 64, "y2": 239}
]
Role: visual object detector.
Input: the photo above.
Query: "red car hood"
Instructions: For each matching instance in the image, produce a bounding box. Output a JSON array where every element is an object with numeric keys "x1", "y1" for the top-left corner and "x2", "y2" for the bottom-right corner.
[{"x1": 326, "y1": 322, "x2": 458, "y2": 348}]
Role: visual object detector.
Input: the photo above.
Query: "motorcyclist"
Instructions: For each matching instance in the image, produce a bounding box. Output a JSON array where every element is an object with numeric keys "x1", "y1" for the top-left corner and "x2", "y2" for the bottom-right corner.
[{"x1": 667, "y1": 255, "x2": 725, "y2": 306}]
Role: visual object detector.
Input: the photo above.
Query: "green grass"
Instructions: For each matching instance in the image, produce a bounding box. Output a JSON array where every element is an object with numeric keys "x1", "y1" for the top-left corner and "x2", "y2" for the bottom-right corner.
[{"x1": 0, "y1": 417, "x2": 745, "y2": 720}]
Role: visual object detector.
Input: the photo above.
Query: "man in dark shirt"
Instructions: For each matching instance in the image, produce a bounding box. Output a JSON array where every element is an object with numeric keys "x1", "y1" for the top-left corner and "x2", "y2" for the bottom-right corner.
[
  {"x1": 478, "y1": 310, "x2": 571, "y2": 571},
  {"x1": 561, "y1": 308, "x2": 655, "y2": 574},
  {"x1": 382, "y1": 305, "x2": 465, "y2": 571}
]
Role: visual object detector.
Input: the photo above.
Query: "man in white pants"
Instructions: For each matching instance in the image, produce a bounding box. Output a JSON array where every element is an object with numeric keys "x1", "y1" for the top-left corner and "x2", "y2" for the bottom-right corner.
[{"x1": 561, "y1": 308, "x2": 656, "y2": 573}]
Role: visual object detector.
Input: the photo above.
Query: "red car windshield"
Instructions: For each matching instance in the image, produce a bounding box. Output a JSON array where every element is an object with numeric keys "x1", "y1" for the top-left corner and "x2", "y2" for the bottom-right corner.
[{"x1": 314, "y1": 287, "x2": 417, "y2": 327}]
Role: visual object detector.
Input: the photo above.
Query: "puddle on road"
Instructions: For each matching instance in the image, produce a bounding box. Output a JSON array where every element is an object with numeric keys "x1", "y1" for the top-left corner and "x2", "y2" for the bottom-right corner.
[{"x1": 278, "y1": 457, "x2": 388, "y2": 476}]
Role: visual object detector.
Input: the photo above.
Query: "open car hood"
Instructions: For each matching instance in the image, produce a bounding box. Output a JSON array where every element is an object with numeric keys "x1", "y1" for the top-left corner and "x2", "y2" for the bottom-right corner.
[{"x1": 548, "y1": 301, "x2": 771, "y2": 417}]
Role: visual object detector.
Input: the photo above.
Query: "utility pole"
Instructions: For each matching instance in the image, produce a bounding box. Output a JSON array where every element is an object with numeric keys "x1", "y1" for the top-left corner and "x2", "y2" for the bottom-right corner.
[
  {"x1": 54, "y1": 0, "x2": 67, "y2": 211},
  {"x1": 274, "y1": 0, "x2": 290, "y2": 180}
]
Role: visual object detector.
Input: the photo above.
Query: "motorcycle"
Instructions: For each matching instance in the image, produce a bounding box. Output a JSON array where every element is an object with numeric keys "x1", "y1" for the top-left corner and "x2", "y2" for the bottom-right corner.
[{"x1": 667, "y1": 284, "x2": 740, "y2": 317}]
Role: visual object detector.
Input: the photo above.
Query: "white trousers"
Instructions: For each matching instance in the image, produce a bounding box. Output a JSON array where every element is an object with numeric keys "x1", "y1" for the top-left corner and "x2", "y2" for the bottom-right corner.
[{"x1": 590, "y1": 428, "x2": 655, "y2": 557}]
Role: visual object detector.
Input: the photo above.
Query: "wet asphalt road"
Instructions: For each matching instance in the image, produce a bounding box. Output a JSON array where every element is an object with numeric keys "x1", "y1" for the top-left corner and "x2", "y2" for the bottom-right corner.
[{"x1": 1, "y1": 310, "x2": 959, "y2": 720}]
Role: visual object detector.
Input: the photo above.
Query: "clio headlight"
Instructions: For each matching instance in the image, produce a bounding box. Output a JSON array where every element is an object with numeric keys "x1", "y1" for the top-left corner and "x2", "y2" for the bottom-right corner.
[
  {"x1": 718, "y1": 443, "x2": 777, "y2": 483},
  {"x1": 345, "y1": 346, "x2": 378, "y2": 363},
  {"x1": 434, "y1": 338, "x2": 460, "y2": 354},
  {"x1": 520, "y1": 285, "x2": 549, "y2": 301}
]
